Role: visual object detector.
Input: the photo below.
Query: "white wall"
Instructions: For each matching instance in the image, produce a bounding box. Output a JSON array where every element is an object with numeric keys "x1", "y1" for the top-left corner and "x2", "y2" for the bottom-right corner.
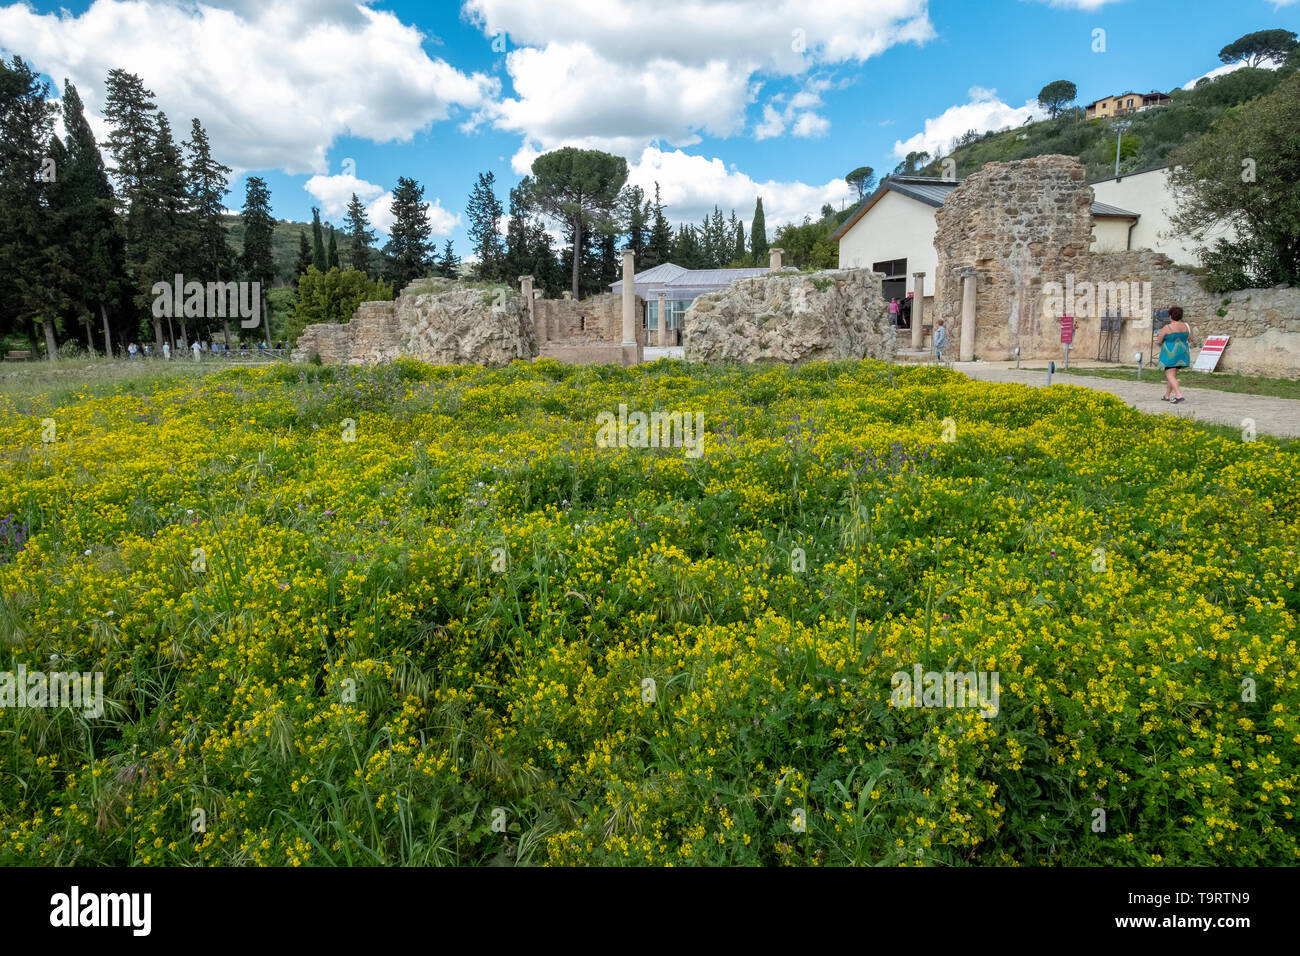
[
  {"x1": 1091, "y1": 218, "x2": 1135, "y2": 253},
  {"x1": 1090, "y1": 167, "x2": 1236, "y2": 267},
  {"x1": 837, "y1": 190, "x2": 940, "y2": 297}
]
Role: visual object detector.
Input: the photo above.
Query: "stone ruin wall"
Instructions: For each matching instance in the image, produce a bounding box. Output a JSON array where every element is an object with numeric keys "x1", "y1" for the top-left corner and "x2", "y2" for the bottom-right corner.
[
  {"x1": 292, "y1": 281, "x2": 536, "y2": 366},
  {"x1": 683, "y1": 268, "x2": 897, "y2": 364},
  {"x1": 533, "y1": 293, "x2": 650, "y2": 349},
  {"x1": 934, "y1": 154, "x2": 1300, "y2": 376}
]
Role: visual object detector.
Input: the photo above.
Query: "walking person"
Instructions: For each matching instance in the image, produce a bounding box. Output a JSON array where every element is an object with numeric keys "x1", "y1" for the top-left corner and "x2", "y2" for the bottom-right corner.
[
  {"x1": 191, "y1": 339, "x2": 202, "y2": 362},
  {"x1": 889, "y1": 297, "x2": 901, "y2": 327},
  {"x1": 933, "y1": 318, "x2": 948, "y2": 363},
  {"x1": 1156, "y1": 306, "x2": 1193, "y2": 403}
]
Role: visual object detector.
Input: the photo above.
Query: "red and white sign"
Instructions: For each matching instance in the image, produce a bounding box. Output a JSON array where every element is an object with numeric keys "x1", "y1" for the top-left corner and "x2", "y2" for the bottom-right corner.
[
  {"x1": 1193, "y1": 335, "x2": 1230, "y2": 372},
  {"x1": 1060, "y1": 315, "x2": 1075, "y2": 345}
]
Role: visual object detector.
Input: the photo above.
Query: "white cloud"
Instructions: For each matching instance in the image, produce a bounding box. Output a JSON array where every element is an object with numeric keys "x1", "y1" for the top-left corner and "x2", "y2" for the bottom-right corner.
[
  {"x1": 1021, "y1": 0, "x2": 1126, "y2": 9},
  {"x1": 754, "y1": 76, "x2": 834, "y2": 140},
  {"x1": 892, "y1": 87, "x2": 1044, "y2": 160},
  {"x1": 1182, "y1": 58, "x2": 1282, "y2": 89},
  {"x1": 366, "y1": 194, "x2": 460, "y2": 239},
  {"x1": 0, "y1": 0, "x2": 498, "y2": 174},
  {"x1": 303, "y1": 173, "x2": 386, "y2": 220},
  {"x1": 464, "y1": 0, "x2": 934, "y2": 153},
  {"x1": 627, "y1": 146, "x2": 854, "y2": 230}
]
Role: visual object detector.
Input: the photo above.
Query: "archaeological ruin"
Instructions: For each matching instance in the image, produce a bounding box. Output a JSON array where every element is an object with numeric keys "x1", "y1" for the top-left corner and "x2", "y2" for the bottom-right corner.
[{"x1": 931, "y1": 154, "x2": 1300, "y2": 376}]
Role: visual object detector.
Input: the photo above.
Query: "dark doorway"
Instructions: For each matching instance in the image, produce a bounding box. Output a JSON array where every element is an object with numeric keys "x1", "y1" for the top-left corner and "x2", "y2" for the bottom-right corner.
[{"x1": 873, "y1": 257, "x2": 908, "y2": 308}]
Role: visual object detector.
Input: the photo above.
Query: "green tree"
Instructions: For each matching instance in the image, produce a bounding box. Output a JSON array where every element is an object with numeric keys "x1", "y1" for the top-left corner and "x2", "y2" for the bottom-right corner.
[
  {"x1": 184, "y1": 118, "x2": 234, "y2": 346},
  {"x1": 466, "y1": 171, "x2": 505, "y2": 280},
  {"x1": 285, "y1": 265, "x2": 393, "y2": 344},
  {"x1": 238, "y1": 176, "x2": 276, "y2": 346},
  {"x1": 383, "y1": 176, "x2": 433, "y2": 291},
  {"x1": 645, "y1": 182, "x2": 673, "y2": 268},
  {"x1": 0, "y1": 57, "x2": 65, "y2": 358},
  {"x1": 343, "y1": 193, "x2": 375, "y2": 275},
  {"x1": 102, "y1": 69, "x2": 159, "y2": 343},
  {"x1": 1219, "y1": 29, "x2": 1298, "y2": 68},
  {"x1": 520, "y1": 147, "x2": 628, "y2": 299},
  {"x1": 1037, "y1": 80, "x2": 1078, "y2": 119},
  {"x1": 310, "y1": 207, "x2": 327, "y2": 273},
  {"x1": 54, "y1": 80, "x2": 126, "y2": 356},
  {"x1": 1169, "y1": 71, "x2": 1300, "y2": 289},
  {"x1": 437, "y1": 239, "x2": 460, "y2": 279},
  {"x1": 293, "y1": 231, "x2": 311, "y2": 286},
  {"x1": 133, "y1": 112, "x2": 192, "y2": 349},
  {"x1": 891, "y1": 150, "x2": 931, "y2": 176},
  {"x1": 327, "y1": 226, "x2": 340, "y2": 270},
  {"x1": 621, "y1": 184, "x2": 649, "y2": 262},
  {"x1": 733, "y1": 218, "x2": 746, "y2": 265},
  {"x1": 750, "y1": 196, "x2": 768, "y2": 265},
  {"x1": 845, "y1": 166, "x2": 876, "y2": 201}
]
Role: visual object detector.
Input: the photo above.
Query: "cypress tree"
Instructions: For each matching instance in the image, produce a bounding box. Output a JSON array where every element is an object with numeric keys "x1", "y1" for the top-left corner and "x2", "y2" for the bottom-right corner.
[
  {"x1": 466, "y1": 171, "x2": 505, "y2": 280},
  {"x1": 327, "y1": 226, "x2": 340, "y2": 270},
  {"x1": 184, "y1": 117, "x2": 233, "y2": 346},
  {"x1": 54, "y1": 81, "x2": 126, "y2": 356},
  {"x1": 344, "y1": 193, "x2": 375, "y2": 275},
  {"x1": 437, "y1": 239, "x2": 460, "y2": 279},
  {"x1": 239, "y1": 176, "x2": 275, "y2": 346},
  {"x1": 310, "y1": 207, "x2": 327, "y2": 273},
  {"x1": 646, "y1": 182, "x2": 673, "y2": 268},
  {"x1": 293, "y1": 231, "x2": 311, "y2": 286},
  {"x1": 383, "y1": 176, "x2": 433, "y2": 291},
  {"x1": 751, "y1": 196, "x2": 768, "y2": 265}
]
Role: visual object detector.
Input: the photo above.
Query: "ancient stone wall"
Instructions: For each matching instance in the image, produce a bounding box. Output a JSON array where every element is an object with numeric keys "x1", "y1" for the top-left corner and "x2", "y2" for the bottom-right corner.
[
  {"x1": 683, "y1": 268, "x2": 896, "y2": 364},
  {"x1": 291, "y1": 281, "x2": 536, "y2": 366},
  {"x1": 534, "y1": 293, "x2": 649, "y2": 347},
  {"x1": 934, "y1": 154, "x2": 1094, "y2": 360},
  {"x1": 933, "y1": 155, "x2": 1300, "y2": 375}
]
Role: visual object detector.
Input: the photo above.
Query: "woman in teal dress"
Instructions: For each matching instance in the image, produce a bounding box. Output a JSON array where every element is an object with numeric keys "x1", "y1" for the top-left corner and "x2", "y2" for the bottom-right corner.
[{"x1": 1155, "y1": 306, "x2": 1193, "y2": 403}]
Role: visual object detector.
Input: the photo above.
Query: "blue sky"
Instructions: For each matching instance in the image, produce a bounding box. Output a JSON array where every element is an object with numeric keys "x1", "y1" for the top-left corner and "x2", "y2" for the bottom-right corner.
[{"x1": 2, "y1": 0, "x2": 1297, "y2": 255}]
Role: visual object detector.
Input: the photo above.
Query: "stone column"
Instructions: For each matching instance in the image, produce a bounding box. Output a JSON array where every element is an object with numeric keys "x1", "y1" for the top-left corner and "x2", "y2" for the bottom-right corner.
[
  {"x1": 911, "y1": 272, "x2": 926, "y2": 351},
  {"x1": 657, "y1": 292, "x2": 670, "y2": 346},
  {"x1": 520, "y1": 275, "x2": 540, "y2": 345},
  {"x1": 621, "y1": 248, "x2": 640, "y2": 366},
  {"x1": 769, "y1": 247, "x2": 784, "y2": 271},
  {"x1": 959, "y1": 269, "x2": 977, "y2": 363}
]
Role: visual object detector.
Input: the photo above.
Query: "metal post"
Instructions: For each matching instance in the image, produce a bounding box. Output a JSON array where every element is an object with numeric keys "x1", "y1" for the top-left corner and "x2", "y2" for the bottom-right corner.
[
  {"x1": 1015, "y1": 346, "x2": 1020, "y2": 370},
  {"x1": 1136, "y1": 352, "x2": 1143, "y2": 381},
  {"x1": 1047, "y1": 360, "x2": 1056, "y2": 386}
]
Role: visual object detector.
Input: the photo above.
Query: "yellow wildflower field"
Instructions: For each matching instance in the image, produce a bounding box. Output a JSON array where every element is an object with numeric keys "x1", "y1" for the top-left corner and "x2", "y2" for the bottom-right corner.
[{"x1": 0, "y1": 358, "x2": 1295, "y2": 865}]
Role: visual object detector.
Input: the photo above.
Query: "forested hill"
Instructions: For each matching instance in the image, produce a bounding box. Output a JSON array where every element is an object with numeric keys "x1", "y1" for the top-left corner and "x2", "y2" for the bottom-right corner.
[
  {"x1": 907, "y1": 64, "x2": 1292, "y2": 182},
  {"x1": 221, "y1": 214, "x2": 314, "y2": 281}
]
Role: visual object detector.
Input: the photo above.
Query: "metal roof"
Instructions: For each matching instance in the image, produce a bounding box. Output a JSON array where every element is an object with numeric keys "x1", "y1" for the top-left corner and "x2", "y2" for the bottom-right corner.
[
  {"x1": 830, "y1": 174, "x2": 1137, "y2": 242},
  {"x1": 611, "y1": 264, "x2": 794, "y2": 298}
]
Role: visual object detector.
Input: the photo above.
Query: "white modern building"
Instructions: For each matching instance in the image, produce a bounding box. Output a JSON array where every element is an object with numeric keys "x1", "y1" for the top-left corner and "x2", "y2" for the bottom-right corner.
[{"x1": 1089, "y1": 165, "x2": 1237, "y2": 266}]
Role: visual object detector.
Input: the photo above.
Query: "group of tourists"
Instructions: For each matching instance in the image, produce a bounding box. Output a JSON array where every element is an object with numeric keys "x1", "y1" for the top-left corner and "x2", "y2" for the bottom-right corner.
[{"x1": 122, "y1": 338, "x2": 286, "y2": 360}]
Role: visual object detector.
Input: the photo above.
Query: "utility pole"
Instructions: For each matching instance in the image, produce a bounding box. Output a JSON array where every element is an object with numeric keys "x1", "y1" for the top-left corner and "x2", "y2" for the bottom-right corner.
[{"x1": 1114, "y1": 120, "x2": 1131, "y2": 178}]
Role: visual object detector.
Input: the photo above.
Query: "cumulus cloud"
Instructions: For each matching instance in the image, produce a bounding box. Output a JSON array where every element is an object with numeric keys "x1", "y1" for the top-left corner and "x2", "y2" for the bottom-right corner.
[
  {"x1": 892, "y1": 86, "x2": 1044, "y2": 160},
  {"x1": 0, "y1": 0, "x2": 498, "y2": 174},
  {"x1": 754, "y1": 76, "x2": 834, "y2": 140},
  {"x1": 366, "y1": 193, "x2": 460, "y2": 238},
  {"x1": 464, "y1": 0, "x2": 934, "y2": 153},
  {"x1": 303, "y1": 172, "x2": 387, "y2": 220},
  {"x1": 627, "y1": 146, "x2": 854, "y2": 230}
]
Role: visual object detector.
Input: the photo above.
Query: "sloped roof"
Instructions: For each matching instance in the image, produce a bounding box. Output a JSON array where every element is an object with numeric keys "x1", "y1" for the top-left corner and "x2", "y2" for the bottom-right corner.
[
  {"x1": 611, "y1": 263, "x2": 793, "y2": 299},
  {"x1": 830, "y1": 175, "x2": 1138, "y2": 243}
]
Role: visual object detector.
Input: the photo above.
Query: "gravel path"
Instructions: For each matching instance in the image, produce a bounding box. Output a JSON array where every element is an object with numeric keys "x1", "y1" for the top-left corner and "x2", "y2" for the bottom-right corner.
[{"x1": 955, "y1": 363, "x2": 1300, "y2": 438}]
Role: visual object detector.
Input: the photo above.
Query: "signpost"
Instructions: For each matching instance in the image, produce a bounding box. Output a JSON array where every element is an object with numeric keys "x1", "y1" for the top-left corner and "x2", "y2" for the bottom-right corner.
[
  {"x1": 1193, "y1": 335, "x2": 1230, "y2": 372},
  {"x1": 1060, "y1": 315, "x2": 1074, "y2": 369}
]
